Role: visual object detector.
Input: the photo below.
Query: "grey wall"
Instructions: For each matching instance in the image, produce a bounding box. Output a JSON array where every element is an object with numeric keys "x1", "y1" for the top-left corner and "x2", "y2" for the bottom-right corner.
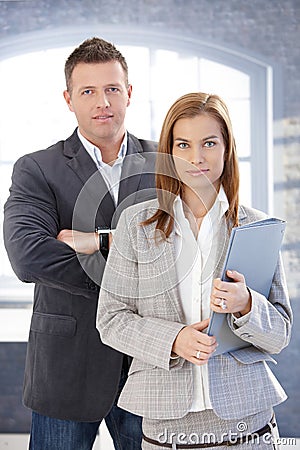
[{"x1": 0, "y1": 0, "x2": 299, "y2": 437}]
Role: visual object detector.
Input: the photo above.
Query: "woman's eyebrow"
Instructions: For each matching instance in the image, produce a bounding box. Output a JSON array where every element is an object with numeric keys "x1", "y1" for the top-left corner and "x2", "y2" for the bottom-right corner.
[
  {"x1": 202, "y1": 135, "x2": 219, "y2": 141},
  {"x1": 174, "y1": 137, "x2": 190, "y2": 142}
]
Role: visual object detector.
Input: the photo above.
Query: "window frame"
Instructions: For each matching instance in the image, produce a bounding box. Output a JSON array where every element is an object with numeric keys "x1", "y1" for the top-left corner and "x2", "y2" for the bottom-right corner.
[{"x1": 0, "y1": 27, "x2": 274, "y2": 306}]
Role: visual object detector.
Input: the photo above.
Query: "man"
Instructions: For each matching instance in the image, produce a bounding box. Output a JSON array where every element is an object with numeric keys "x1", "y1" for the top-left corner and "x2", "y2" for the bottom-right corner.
[{"x1": 3, "y1": 37, "x2": 157, "y2": 450}]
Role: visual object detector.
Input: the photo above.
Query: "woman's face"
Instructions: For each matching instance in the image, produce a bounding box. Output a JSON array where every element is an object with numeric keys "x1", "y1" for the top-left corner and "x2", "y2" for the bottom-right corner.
[{"x1": 172, "y1": 113, "x2": 226, "y2": 192}]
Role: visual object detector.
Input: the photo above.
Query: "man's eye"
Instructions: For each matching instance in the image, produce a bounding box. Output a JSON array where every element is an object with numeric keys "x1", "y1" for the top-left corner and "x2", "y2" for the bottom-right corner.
[
  {"x1": 107, "y1": 87, "x2": 119, "y2": 93},
  {"x1": 178, "y1": 142, "x2": 189, "y2": 149},
  {"x1": 83, "y1": 89, "x2": 93, "y2": 95}
]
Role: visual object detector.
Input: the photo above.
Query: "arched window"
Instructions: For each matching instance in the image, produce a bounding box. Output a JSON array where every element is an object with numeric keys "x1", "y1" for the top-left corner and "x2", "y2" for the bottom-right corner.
[{"x1": 0, "y1": 28, "x2": 273, "y2": 306}]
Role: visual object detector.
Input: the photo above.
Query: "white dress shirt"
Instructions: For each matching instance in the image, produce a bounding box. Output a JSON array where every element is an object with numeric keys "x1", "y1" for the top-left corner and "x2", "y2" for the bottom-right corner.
[
  {"x1": 77, "y1": 129, "x2": 127, "y2": 205},
  {"x1": 173, "y1": 186, "x2": 229, "y2": 411}
]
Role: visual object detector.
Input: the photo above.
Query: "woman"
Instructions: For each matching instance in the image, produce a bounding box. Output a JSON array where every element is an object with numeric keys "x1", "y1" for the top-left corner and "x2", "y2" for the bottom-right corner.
[{"x1": 97, "y1": 92, "x2": 292, "y2": 450}]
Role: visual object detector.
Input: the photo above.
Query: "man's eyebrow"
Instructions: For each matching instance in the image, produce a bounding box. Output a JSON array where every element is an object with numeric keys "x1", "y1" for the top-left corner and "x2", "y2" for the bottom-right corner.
[
  {"x1": 77, "y1": 83, "x2": 123, "y2": 90},
  {"x1": 105, "y1": 82, "x2": 123, "y2": 86},
  {"x1": 77, "y1": 85, "x2": 96, "y2": 91}
]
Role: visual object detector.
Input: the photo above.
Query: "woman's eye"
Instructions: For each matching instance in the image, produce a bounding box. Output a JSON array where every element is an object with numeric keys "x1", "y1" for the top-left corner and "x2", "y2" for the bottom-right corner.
[
  {"x1": 204, "y1": 141, "x2": 215, "y2": 148},
  {"x1": 178, "y1": 142, "x2": 189, "y2": 149}
]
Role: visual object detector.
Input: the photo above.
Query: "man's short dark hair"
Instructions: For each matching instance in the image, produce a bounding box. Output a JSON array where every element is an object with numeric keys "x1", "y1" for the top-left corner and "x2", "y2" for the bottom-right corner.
[{"x1": 64, "y1": 37, "x2": 129, "y2": 93}]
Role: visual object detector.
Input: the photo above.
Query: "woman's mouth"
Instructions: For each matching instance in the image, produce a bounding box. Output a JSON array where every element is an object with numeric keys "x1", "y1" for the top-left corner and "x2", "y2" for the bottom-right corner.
[{"x1": 186, "y1": 169, "x2": 209, "y2": 177}]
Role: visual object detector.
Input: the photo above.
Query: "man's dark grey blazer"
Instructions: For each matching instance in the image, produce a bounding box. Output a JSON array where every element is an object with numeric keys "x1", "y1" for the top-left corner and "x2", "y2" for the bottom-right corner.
[{"x1": 3, "y1": 129, "x2": 157, "y2": 422}]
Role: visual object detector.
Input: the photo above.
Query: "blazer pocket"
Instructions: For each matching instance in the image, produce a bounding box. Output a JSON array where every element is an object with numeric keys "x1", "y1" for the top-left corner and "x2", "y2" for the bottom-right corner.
[
  {"x1": 228, "y1": 347, "x2": 276, "y2": 365},
  {"x1": 30, "y1": 312, "x2": 76, "y2": 337}
]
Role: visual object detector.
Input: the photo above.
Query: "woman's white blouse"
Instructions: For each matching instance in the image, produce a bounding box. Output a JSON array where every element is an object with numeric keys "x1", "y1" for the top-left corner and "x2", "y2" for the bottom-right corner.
[{"x1": 173, "y1": 187, "x2": 229, "y2": 411}]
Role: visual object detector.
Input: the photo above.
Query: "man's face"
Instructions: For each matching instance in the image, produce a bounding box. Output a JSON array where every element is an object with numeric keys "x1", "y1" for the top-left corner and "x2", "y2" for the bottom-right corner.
[{"x1": 64, "y1": 61, "x2": 132, "y2": 148}]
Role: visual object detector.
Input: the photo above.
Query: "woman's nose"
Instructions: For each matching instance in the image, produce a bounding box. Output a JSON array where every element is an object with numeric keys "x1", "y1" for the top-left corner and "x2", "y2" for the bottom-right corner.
[{"x1": 192, "y1": 146, "x2": 205, "y2": 164}]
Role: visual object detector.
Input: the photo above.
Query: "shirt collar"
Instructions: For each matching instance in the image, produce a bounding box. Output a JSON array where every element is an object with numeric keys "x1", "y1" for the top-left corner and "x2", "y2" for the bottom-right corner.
[
  {"x1": 173, "y1": 185, "x2": 229, "y2": 237},
  {"x1": 77, "y1": 128, "x2": 127, "y2": 167},
  {"x1": 217, "y1": 185, "x2": 230, "y2": 216}
]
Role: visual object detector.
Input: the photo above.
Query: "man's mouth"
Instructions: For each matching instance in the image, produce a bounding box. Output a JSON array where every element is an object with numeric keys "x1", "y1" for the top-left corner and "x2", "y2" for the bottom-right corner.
[{"x1": 93, "y1": 114, "x2": 113, "y2": 120}]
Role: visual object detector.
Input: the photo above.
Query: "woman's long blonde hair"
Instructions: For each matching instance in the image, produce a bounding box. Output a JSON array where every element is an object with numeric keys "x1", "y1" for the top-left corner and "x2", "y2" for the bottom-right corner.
[{"x1": 144, "y1": 92, "x2": 240, "y2": 239}]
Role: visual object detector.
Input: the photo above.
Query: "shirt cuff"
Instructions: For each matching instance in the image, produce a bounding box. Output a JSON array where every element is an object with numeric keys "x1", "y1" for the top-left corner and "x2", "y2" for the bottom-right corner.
[{"x1": 231, "y1": 311, "x2": 251, "y2": 327}]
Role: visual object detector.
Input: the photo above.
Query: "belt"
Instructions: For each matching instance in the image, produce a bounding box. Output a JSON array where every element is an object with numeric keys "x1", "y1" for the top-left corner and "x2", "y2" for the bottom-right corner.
[{"x1": 142, "y1": 416, "x2": 276, "y2": 449}]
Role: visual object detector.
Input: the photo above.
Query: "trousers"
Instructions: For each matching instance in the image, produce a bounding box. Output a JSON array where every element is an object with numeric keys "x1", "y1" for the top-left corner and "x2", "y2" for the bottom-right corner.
[{"x1": 29, "y1": 362, "x2": 142, "y2": 450}]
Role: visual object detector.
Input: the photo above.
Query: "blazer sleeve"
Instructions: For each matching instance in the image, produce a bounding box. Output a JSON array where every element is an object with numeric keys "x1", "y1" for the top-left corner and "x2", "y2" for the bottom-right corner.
[
  {"x1": 3, "y1": 154, "x2": 100, "y2": 297},
  {"x1": 97, "y1": 208, "x2": 184, "y2": 371},
  {"x1": 229, "y1": 252, "x2": 292, "y2": 354}
]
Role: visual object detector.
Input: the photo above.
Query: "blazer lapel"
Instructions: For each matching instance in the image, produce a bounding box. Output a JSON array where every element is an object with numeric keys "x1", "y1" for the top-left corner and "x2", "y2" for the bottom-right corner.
[
  {"x1": 211, "y1": 216, "x2": 230, "y2": 279},
  {"x1": 141, "y1": 220, "x2": 185, "y2": 322},
  {"x1": 64, "y1": 131, "x2": 115, "y2": 228},
  {"x1": 118, "y1": 134, "x2": 146, "y2": 205}
]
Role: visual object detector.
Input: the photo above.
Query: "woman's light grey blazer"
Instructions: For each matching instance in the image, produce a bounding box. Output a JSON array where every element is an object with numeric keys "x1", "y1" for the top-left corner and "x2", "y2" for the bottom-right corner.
[{"x1": 97, "y1": 199, "x2": 292, "y2": 421}]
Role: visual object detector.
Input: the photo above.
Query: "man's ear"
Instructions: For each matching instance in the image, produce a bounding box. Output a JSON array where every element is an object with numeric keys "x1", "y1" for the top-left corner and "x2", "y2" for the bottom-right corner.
[
  {"x1": 63, "y1": 90, "x2": 74, "y2": 112},
  {"x1": 126, "y1": 84, "x2": 133, "y2": 107}
]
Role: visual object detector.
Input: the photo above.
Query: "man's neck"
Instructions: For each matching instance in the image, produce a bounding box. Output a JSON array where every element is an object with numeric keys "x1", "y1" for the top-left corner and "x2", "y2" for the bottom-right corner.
[
  {"x1": 98, "y1": 145, "x2": 121, "y2": 165},
  {"x1": 79, "y1": 129, "x2": 126, "y2": 165},
  {"x1": 94, "y1": 138, "x2": 123, "y2": 164}
]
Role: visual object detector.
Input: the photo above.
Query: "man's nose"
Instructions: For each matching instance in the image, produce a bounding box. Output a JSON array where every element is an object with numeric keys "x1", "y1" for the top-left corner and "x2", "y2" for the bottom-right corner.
[{"x1": 96, "y1": 92, "x2": 110, "y2": 108}]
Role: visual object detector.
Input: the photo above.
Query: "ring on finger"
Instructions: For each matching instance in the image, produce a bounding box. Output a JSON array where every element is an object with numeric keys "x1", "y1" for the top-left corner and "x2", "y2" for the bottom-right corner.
[
  {"x1": 196, "y1": 350, "x2": 201, "y2": 359},
  {"x1": 219, "y1": 299, "x2": 227, "y2": 310}
]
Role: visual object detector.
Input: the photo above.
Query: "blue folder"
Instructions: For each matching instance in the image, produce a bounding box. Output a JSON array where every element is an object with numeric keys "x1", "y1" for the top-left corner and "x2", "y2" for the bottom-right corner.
[{"x1": 207, "y1": 217, "x2": 286, "y2": 355}]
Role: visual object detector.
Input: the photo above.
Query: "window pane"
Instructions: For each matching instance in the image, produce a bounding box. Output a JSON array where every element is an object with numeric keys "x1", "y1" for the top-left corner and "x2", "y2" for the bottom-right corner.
[
  {"x1": 120, "y1": 46, "x2": 152, "y2": 138},
  {"x1": 119, "y1": 45, "x2": 151, "y2": 102},
  {"x1": 0, "y1": 162, "x2": 13, "y2": 277},
  {"x1": 0, "y1": 49, "x2": 76, "y2": 162},
  {"x1": 199, "y1": 58, "x2": 250, "y2": 99},
  {"x1": 227, "y1": 99, "x2": 251, "y2": 158},
  {"x1": 150, "y1": 50, "x2": 200, "y2": 141},
  {"x1": 151, "y1": 50, "x2": 199, "y2": 103},
  {"x1": 239, "y1": 161, "x2": 252, "y2": 206}
]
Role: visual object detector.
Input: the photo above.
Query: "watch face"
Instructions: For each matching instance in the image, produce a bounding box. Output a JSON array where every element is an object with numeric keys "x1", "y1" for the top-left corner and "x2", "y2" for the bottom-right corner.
[{"x1": 99, "y1": 233, "x2": 109, "y2": 260}]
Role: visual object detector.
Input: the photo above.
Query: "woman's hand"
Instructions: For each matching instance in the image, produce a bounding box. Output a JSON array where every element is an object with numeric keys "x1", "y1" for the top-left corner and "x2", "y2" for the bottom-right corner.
[
  {"x1": 210, "y1": 270, "x2": 252, "y2": 317},
  {"x1": 172, "y1": 318, "x2": 217, "y2": 366}
]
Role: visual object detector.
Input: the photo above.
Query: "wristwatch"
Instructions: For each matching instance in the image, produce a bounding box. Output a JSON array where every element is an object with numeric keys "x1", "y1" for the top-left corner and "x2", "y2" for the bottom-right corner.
[{"x1": 95, "y1": 228, "x2": 110, "y2": 260}]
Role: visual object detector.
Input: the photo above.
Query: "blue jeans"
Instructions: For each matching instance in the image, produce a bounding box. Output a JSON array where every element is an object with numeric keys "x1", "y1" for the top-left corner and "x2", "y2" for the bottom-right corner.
[{"x1": 29, "y1": 365, "x2": 142, "y2": 450}]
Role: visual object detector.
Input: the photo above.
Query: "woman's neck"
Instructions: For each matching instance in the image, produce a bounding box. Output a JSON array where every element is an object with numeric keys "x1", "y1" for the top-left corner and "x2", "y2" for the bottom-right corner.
[
  {"x1": 182, "y1": 184, "x2": 218, "y2": 217},
  {"x1": 181, "y1": 184, "x2": 219, "y2": 234}
]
